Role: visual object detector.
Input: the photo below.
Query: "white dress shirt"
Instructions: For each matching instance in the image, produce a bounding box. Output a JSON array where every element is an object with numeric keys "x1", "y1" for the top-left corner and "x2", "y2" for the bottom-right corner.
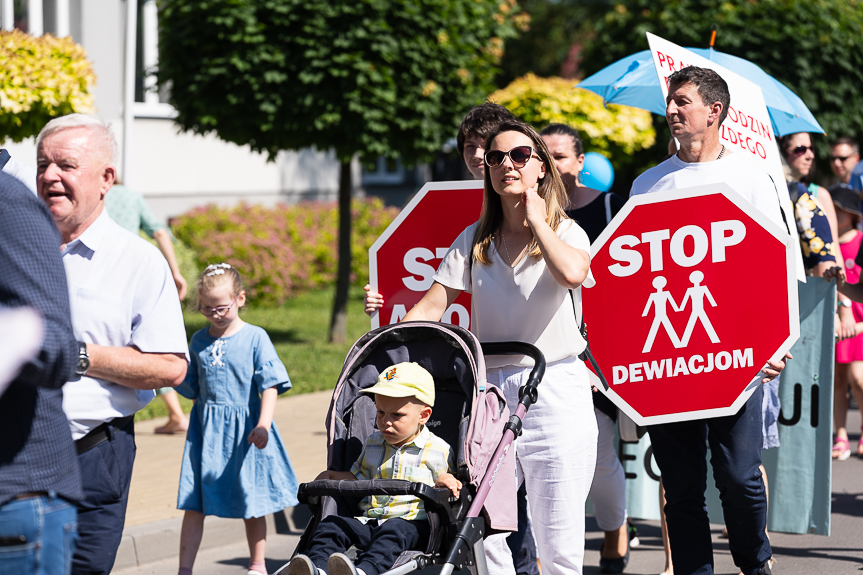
[{"x1": 61, "y1": 211, "x2": 189, "y2": 440}]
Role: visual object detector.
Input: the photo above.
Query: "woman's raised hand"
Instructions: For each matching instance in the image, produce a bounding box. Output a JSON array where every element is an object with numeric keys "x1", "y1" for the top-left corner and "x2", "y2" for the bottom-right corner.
[{"x1": 522, "y1": 183, "x2": 548, "y2": 231}]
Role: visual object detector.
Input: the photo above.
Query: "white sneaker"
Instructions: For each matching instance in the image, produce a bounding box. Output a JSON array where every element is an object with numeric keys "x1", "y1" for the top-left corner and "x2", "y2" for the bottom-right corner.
[
  {"x1": 287, "y1": 555, "x2": 316, "y2": 575},
  {"x1": 327, "y1": 553, "x2": 358, "y2": 575}
]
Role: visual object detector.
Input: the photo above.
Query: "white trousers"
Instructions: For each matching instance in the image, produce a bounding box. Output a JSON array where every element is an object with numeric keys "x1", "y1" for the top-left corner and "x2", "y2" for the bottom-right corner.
[
  {"x1": 587, "y1": 408, "x2": 627, "y2": 532},
  {"x1": 484, "y1": 356, "x2": 598, "y2": 575}
]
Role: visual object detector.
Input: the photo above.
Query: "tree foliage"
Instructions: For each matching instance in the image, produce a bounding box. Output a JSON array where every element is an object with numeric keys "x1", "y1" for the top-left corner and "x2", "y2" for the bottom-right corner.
[
  {"x1": 497, "y1": 0, "x2": 612, "y2": 86},
  {"x1": 157, "y1": 0, "x2": 527, "y2": 164},
  {"x1": 489, "y1": 74, "x2": 655, "y2": 169},
  {"x1": 0, "y1": 30, "x2": 95, "y2": 143},
  {"x1": 580, "y1": 0, "x2": 863, "y2": 171},
  {"x1": 157, "y1": 0, "x2": 526, "y2": 341}
]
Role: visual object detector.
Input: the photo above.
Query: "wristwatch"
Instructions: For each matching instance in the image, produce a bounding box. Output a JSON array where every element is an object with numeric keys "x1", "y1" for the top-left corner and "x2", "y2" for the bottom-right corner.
[
  {"x1": 839, "y1": 299, "x2": 853, "y2": 309},
  {"x1": 75, "y1": 341, "x2": 90, "y2": 376}
]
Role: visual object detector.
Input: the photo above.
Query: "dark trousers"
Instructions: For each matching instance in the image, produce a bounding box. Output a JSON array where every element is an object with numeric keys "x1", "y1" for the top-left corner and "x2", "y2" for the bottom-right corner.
[
  {"x1": 648, "y1": 386, "x2": 770, "y2": 575},
  {"x1": 72, "y1": 419, "x2": 136, "y2": 575},
  {"x1": 506, "y1": 482, "x2": 539, "y2": 575},
  {"x1": 306, "y1": 516, "x2": 429, "y2": 575}
]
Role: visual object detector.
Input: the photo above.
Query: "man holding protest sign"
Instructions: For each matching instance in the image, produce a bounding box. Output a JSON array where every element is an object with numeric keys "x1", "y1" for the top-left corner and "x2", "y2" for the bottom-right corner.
[{"x1": 630, "y1": 66, "x2": 788, "y2": 575}]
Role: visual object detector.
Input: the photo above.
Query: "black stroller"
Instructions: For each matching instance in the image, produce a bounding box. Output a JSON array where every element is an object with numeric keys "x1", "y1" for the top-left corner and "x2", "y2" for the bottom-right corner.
[{"x1": 274, "y1": 321, "x2": 545, "y2": 575}]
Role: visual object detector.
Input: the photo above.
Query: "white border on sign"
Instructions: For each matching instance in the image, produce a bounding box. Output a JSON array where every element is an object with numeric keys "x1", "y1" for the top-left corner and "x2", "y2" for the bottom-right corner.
[
  {"x1": 645, "y1": 31, "x2": 806, "y2": 283},
  {"x1": 368, "y1": 179, "x2": 485, "y2": 329},
  {"x1": 589, "y1": 183, "x2": 800, "y2": 426}
]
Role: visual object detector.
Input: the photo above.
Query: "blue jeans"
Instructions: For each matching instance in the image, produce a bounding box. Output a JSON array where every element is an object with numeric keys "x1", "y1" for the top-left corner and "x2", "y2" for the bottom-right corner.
[
  {"x1": 0, "y1": 495, "x2": 78, "y2": 575},
  {"x1": 648, "y1": 386, "x2": 770, "y2": 575}
]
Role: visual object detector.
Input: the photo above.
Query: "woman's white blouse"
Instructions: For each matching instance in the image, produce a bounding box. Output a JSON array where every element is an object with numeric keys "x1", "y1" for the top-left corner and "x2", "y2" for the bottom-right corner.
[{"x1": 434, "y1": 219, "x2": 595, "y2": 368}]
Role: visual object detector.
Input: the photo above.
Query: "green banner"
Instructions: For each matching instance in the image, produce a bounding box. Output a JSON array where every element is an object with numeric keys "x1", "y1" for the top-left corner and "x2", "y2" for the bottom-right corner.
[{"x1": 618, "y1": 278, "x2": 835, "y2": 535}]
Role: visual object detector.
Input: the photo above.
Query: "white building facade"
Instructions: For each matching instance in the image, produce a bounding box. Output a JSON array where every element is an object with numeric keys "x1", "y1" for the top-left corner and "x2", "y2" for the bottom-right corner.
[{"x1": 0, "y1": 0, "x2": 387, "y2": 222}]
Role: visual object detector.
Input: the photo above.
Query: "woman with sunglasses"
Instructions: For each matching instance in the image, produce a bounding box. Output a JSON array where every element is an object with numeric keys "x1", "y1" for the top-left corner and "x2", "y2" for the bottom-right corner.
[
  {"x1": 778, "y1": 133, "x2": 855, "y2": 338},
  {"x1": 403, "y1": 119, "x2": 597, "y2": 575},
  {"x1": 779, "y1": 133, "x2": 842, "y2": 251}
]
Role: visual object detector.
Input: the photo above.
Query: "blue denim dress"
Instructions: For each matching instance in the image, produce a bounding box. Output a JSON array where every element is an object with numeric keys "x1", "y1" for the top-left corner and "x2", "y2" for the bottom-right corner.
[{"x1": 177, "y1": 324, "x2": 299, "y2": 518}]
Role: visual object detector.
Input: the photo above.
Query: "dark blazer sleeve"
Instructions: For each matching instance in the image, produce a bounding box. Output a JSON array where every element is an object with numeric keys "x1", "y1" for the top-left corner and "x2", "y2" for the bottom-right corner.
[{"x1": 0, "y1": 174, "x2": 77, "y2": 389}]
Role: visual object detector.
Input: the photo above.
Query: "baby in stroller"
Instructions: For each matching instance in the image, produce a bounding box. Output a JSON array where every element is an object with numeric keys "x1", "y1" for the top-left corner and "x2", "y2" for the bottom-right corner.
[{"x1": 289, "y1": 362, "x2": 463, "y2": 575}]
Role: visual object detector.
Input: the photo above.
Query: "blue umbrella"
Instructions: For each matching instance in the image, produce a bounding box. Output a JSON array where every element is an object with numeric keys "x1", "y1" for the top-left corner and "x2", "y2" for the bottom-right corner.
[{"x1": 578, "y1": 48, "x2": 824, "y2": 136}]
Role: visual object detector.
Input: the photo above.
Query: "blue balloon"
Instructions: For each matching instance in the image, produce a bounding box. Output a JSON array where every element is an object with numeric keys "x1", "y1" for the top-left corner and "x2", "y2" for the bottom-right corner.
[{"x1": 580, "y1": 152, "x2": 614, "y2": 192}]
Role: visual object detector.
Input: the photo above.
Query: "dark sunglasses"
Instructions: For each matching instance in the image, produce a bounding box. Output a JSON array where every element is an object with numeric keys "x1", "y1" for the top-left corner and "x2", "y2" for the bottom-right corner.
[
  {"x1": 787, "y1": 144, "x2": 814, "y2": 157},
  {"x1": 485, "y1": 146, "x2": 540, "y2": 168},
  {"x1": 831, "y1": 154, "x2": 854, "y2": 163}
]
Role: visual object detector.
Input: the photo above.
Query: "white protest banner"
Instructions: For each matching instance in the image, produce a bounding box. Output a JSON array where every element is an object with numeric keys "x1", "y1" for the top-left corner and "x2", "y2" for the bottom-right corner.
[{"x1": 646, "y1": 32, "x2": 805, "y2": 282}]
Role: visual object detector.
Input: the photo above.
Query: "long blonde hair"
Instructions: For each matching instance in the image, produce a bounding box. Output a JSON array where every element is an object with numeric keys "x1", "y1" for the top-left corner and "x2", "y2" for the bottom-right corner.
[{"x1": 473, "y1": 120, "x2": 569, "y2": 264}]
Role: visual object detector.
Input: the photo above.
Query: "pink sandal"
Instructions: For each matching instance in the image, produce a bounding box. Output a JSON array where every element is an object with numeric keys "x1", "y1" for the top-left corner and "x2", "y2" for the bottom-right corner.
[
  {"x1": 832, "y1": 437, "x2": 851, "y2": 461},
  {"x1": 858, "y1": 429, "x2": 863, "y2": 458}
]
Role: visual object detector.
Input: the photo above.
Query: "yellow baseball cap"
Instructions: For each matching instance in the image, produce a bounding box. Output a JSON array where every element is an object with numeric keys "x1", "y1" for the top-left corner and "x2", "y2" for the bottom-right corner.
[{"x1": 361, "y1": 362, "x2": 435, "y2": 406}]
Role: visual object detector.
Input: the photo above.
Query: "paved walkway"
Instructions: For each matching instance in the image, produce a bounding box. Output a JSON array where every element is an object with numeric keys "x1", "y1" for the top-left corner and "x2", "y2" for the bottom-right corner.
[
  {"x1": 118, "y1": 393, "x2": 863, "y2": 574},
  {"x1": 116, "y1": 390, "x2": 330, "y2": 570}
]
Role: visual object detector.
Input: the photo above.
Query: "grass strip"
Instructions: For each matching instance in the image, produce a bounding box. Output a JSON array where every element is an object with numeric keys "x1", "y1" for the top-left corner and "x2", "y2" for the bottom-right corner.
[{"x1": 135, "y1": 286, "x2": 372, "y2": 422}]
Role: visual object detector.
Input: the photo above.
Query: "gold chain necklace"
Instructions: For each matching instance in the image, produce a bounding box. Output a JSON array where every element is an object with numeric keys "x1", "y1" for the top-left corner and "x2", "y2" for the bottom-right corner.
[{"x1": 500, "y1": 232, "x2": 513, "y2": 266}]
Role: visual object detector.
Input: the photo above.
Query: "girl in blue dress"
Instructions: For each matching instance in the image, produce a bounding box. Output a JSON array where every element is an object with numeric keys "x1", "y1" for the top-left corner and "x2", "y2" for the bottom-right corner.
[{"x1": 177, "y1": 263, "x2": 298, "y2": 575}]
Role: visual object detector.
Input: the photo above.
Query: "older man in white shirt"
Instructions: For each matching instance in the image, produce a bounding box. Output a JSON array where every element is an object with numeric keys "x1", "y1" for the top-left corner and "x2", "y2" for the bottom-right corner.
[{"x1": 35, "y1": 114, "x2": 189, "y2": 575}]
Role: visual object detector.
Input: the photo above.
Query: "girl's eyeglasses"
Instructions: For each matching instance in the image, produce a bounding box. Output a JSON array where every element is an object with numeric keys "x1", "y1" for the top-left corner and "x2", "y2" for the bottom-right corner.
[
  {"x1": 788, "y1": 144, "x2": 814, "y2": 157},
  {"x1": 199, "y1": 295, "x2": 239, "y2": 317},
  {"x1": 484, "y1": 146, "x2": 540, "y2": 168}
]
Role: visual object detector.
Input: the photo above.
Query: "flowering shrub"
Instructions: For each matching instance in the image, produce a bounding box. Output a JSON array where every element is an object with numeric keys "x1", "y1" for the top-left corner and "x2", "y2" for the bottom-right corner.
[
  {"x1": 489, "y1": 74, "x2": 655, "y2": 168},
  {"x1": 171, "y1": 198, "x2": 399, "y2": 305},
  {"x1": 0, "y1": 30, "x2": 95, "y2": 142}
]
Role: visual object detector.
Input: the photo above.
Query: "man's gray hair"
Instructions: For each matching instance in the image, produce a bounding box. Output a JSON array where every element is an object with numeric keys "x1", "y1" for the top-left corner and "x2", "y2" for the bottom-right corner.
[
  {"x1": 667, "y1": 66, "x2": 731, "y2": 127},
  {"x1": 36, "y1": 114, "x2": 119, "y2": 165}
]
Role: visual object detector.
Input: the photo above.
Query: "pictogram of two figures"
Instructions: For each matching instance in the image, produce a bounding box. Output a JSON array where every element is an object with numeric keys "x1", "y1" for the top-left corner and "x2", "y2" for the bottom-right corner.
[{"x1": 642, "y1": 271, "x2": 720, "y2": 353}]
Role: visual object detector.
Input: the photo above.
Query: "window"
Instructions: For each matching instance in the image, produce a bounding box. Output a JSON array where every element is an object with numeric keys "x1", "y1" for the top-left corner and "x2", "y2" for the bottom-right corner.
[
  {"x1": 133, "y1": 0, "x2": 175, "y2": 118},
  {"x1": 363, "y1": 156, "x2": 407, "y2": 185}
]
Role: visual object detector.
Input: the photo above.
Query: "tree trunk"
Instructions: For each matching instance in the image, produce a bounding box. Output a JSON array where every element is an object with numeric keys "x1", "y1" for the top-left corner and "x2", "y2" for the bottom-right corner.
[{"x1": 328, "y1": 159, "x2": 352, "y2": 343}]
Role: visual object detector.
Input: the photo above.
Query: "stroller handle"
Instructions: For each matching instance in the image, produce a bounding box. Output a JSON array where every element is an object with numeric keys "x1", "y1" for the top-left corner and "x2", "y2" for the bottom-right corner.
[
  {"x1": 298, "y1": 479, "x2": 450, "y2": 504},
  {"x1": 480, "y1": 341, "x2": 546, "y2": 406}
]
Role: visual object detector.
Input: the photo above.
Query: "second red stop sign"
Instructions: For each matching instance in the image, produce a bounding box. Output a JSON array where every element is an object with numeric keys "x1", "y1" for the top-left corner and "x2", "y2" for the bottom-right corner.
[
  {"x1": 369, "y1": 181, "x2": 484, "y2": 329},
  {"x1": 584, "y1": 183, "x2": 799, "y2": 425}
]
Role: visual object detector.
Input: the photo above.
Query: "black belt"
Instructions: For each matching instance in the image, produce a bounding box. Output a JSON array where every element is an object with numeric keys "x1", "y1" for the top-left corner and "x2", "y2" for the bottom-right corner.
[{"x1": 75, "y1": 415, "x2": 134, "y2": 455}]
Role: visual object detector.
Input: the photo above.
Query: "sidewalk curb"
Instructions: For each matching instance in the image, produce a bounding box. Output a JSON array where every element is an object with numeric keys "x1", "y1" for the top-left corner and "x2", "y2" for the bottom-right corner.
[{"x1": 116, "y1": 506, "x2": 312, "y2": 570}]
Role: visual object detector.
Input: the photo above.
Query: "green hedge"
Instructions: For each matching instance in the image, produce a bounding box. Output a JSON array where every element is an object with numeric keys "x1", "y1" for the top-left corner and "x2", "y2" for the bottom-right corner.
[{"x1": 171, "y1": 198, "x2": 399, "y2": 305}]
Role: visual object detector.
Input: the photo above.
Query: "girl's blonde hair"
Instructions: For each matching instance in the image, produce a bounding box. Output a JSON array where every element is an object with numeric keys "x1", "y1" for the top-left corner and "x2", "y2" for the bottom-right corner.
[
  {"x1": 473, "y1": 120, "x2": 570, "y2": 264},
  {"x1": 195, "y1": 263, "x2": 244, "y2": 307}
]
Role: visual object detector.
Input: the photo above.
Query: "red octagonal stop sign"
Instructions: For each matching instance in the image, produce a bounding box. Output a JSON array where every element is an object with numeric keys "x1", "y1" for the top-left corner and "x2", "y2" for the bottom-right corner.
[
  {"x1": 584, "y1": 183, "x2": 799, "y2": 425},
  {"x1": 370, "y1": 181, "x2": 484, "y2": 330}
]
